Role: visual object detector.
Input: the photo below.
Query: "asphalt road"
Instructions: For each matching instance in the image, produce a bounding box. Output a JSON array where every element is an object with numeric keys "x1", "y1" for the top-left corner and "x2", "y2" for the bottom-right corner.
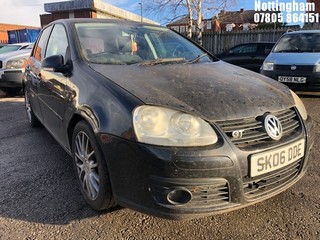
[{"x1": 0, "y1": 95, "x2": 319, "y2": 240}]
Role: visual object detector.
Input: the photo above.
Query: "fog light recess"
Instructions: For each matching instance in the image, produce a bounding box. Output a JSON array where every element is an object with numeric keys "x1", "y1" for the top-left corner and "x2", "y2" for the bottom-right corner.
[{"x1": 166, "y1": 188, "x2": 192, "y2": 205}]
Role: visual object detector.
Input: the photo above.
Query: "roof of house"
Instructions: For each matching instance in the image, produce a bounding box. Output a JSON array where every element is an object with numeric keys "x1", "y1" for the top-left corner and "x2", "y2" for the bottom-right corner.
[
  {"x1": 214, "y1": 9, "x2": 280, "y2": 24},
  {"x1": 167, "y1": 17, "x2": 194, "y2": 26},
  {"x1": 215, "y1": 10, "x2": 255, "y2": 24}
]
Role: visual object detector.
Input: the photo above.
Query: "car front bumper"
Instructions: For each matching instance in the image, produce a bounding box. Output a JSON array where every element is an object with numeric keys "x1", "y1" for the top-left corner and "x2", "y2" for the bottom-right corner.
[
  {"x1": 97, "y1": 116, "x2": 314, "y2": 219},
  {"x1": 261, "y1": 70, "x2": 320, "y2": 92},
  {"x1": 0, "y1": 69, "x2": 24, "y2": 88}
]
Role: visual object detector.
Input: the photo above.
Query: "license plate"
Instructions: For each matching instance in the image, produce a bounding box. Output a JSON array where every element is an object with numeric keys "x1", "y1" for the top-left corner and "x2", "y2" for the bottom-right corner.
[
  {"x1": 250, "y1": 139, "x2": 305, "y2": 177},
  {"x1": 278, "y1": 76, "x2": 306, "y2": 83}
]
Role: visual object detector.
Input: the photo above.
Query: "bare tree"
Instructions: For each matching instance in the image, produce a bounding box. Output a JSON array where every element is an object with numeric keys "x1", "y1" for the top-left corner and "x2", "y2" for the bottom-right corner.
[
  {"x1": 144, "y1": 0, "x2": 236, "y2": 45},
  {"x1": 186, "y1": 0, "x2": 193, "y2": 38}
]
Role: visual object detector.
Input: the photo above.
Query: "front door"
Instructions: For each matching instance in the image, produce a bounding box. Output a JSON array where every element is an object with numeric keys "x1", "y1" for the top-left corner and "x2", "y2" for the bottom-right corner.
[{"x1": 37, "y1": 24, "x2": 70, "y2": 146}]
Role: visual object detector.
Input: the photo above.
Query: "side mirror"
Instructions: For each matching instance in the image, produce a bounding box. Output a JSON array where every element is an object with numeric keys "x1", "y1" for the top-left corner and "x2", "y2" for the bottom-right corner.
[
  {"x1": 227, "y1": 50, "x2": 234, "y2": 55},
  {"x1": 42, "y1": 55, "x2": 70, "y2": 74}
]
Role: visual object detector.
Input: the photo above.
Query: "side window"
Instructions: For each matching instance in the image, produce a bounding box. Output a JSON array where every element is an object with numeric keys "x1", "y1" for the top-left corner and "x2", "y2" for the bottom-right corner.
[
  {"x1": 232, "y1": 44, "x2": 258, "y2": 54},
  {"x1": 33, "y1": 26, "x2": 53, "y2": 61},
  {"x1": 46, "y1": 24, "x2": 69, "y2": 62},
  {"x1": 264, "y1": 44, "x2": 273, "y2": 54}
]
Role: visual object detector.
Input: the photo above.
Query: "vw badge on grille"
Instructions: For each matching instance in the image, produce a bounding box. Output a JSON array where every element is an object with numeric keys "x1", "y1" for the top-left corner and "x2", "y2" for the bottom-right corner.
[
  {"x1": 291, "y1": 65, "x2": 297, "y2": 71},
  {"x1": 264, "y1": 115, "x2": 283, "y2": 140}
]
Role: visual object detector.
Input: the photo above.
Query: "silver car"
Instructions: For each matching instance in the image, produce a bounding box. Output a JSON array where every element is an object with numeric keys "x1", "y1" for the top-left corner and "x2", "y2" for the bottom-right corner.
[{"x1": 261, "y1": 30, "x2": 320, "y2": 92}]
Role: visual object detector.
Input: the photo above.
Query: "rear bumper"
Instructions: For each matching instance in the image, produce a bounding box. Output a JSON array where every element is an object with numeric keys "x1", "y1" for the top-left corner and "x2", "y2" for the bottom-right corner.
[
  {"x1": 0, "y1": 70, "x2": 23, "y2": 88},
  {"x1": 261, "y1": 70, "x2": 320, "y2": 92},
  {"x1": 97, "y1": 117, "x2": 314, "y2": 219}
]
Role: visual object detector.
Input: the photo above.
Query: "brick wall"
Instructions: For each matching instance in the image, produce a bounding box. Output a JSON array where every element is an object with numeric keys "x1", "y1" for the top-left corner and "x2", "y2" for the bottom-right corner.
[{"x1": 307, "y1": 0, "x2": 320, "y2": 12}]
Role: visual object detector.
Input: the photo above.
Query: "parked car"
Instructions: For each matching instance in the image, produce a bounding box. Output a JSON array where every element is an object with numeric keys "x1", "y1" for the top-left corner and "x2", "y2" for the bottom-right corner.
[
  {"x1": 24, "y1": 19, "x2": 314, "y2": 220},
  {"x1": 0, "y1": 43, "x2": 7, "y2": 49},
  {"x1": 0, "y1": 44, "x2": 33, "y2": 95},
  {"x1": 0, "y1": 42, "x2": 32, "y2": 54},
  {"x1": 261, "y1": 30, "x2": 320, "y2": 92},
  {"x1": 216, "y1": 42, "x2": 275, "y2": 72}
]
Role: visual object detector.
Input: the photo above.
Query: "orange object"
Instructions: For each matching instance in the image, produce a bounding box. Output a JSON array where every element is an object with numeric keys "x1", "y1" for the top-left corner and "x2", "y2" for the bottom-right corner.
[{"x1": 132, "y1": 41, "x2": 137, "y2": 53}]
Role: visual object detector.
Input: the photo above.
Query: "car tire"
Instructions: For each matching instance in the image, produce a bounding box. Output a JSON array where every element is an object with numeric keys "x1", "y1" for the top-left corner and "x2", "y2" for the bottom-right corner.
[
  {"x1": 72, "y1": 121, "x2": 115, "y2": 210},
  {"x1": 24, "y1": 88, "x2": 41, "y2": 128}
]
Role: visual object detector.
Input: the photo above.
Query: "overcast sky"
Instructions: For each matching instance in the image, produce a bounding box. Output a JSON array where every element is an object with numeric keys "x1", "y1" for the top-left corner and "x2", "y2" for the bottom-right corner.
[{"x1": 0, "y1": 0, "x2": 307, "y2": 27}]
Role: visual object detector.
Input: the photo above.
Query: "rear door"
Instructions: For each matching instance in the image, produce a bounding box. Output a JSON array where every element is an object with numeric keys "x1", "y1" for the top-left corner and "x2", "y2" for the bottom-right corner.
[{"x1": 25, "y1": 25, "x2": 53, "y2": 122}]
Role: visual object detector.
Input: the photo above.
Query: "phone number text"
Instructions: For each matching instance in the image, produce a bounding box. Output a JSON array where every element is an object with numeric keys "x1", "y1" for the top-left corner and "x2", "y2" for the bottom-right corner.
[{"x1": 254, "y1": 12, "x2": 320, "y2": 24}]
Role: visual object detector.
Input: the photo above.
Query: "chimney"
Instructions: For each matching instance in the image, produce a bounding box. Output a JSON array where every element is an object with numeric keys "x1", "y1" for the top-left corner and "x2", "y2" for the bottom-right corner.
[{"x1": 240, "y1": 8, "x2": 245, "y2": 13}]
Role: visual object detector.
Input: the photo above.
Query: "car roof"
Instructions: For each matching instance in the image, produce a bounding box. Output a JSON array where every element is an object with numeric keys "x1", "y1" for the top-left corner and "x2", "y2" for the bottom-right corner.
[
  {"x1": 285, "y1": 30, "x2": 320, "y2": 35},
  {"x1": 230, "y1": 42, "x2": 275, "y2": 48},
  {"x1": 48, "y1": 18, "x2": 160, "y2": 27},
  {"x1": 237, "y1": 42, "x2": 275, "y2": 45}
]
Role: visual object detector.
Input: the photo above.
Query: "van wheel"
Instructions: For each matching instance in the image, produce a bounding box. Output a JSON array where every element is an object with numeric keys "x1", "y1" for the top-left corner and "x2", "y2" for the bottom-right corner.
[{"x1": 72, "y1": 121, "x2": 115, "y2": 210}]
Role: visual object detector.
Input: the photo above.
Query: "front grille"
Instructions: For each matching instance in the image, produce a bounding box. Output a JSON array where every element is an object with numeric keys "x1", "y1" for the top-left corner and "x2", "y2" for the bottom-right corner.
[
  {"x1": 243, "y1": 159, "x2": 302, "y2": 200},
  {"x1": 151, "y1": 177, "x2": 230, "y2": 209},
  {"x1": 275, "y1": 64, "x2": 314, "y2": 72},
  {"x1": 216, "y1": 108, "x2": 301, "y2": 150}
]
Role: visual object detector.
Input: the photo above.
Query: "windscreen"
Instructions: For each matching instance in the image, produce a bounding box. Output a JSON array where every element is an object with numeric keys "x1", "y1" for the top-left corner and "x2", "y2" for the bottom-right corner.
[
  {"x1": 74, "y1": 23, "x2": 212, "y2": 65},
  {"x1": 0, "y1": 45, "x2": 21, "y2": 54},
  {"x1": 273, "y1": 33, "x2": 320, "y2": 53}
]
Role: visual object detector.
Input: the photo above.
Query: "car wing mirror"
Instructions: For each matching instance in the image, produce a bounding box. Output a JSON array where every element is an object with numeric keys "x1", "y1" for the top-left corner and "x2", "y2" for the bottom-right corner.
[{"x1": 42, "y1": 55, "x2": 70, "y2": 74}]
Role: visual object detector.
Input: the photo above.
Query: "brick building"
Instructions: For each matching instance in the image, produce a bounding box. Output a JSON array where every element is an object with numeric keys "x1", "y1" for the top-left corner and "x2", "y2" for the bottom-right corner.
[
  {"x1": 167, "y1": 17, "x2": 221, "y2": 33},
  {"x1": 167, "y1": 9, "x2": 260, "y2": 33},
  {"x1": 41, "y1": 0, "x2": 157, "y2": 27},
  {"x1": 167, "y1": 8, "x2": 282, "y2": 33},
  {"x1": 0, "y1": 24, "x2": 39, "y2": 44},
  {"x1": 307, "y1": 0, "x2": 320, "y2": 12}
]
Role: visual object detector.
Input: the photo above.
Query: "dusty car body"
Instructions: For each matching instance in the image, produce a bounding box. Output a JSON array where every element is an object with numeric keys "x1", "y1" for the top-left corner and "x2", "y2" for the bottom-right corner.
[{"x1": 24, "y1": 19, "x2": 314, "y2": 219}]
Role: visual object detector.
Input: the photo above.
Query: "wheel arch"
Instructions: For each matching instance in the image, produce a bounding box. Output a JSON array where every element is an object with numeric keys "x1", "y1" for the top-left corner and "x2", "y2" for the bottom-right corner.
[{"x1": 67, "y1": 109, "x2": 99, "y2": 151}]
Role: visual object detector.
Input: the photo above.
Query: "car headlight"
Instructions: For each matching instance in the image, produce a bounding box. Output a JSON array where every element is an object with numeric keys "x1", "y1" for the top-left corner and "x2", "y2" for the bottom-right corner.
[
  {"x1": 262, "y1": 61, "x2": 274, "y2": 71},
  {"x1": 290, "y1": 90, "x2": 307, "y2": 121},
  {"x1": 6, "y1": 59, "x2": 27, "y2": 69},
  {"x1": 133, "y1": 106, "x2": 218, "y2": 147}
]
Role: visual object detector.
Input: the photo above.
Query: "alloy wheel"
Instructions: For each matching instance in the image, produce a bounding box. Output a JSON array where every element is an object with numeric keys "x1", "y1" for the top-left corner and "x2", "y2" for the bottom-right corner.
[{"x1": 74, "y1": 131, "x2": 100, "y2": 200}]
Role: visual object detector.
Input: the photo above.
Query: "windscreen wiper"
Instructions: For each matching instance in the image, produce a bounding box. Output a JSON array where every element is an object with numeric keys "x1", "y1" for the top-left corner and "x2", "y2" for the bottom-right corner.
[
  {"x1": 135, "y1": 58, "x2": 186, "y2": 66},
  {"x1": 187, "y1": 53, "x2": 208, "y2": 64}
]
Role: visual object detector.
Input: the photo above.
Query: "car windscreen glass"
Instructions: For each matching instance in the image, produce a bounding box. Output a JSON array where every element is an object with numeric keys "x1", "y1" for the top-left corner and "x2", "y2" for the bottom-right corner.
[
  {"x1": 0, "y1": 45, "x2": 20, "y2": 54},
  {"x1": 74, "y1": 23, "x2": 213, "y2": 65},
  {"x1": 26, "y1": 44, "x2": 34, "y2": 49},
  {"x1": 273, "y1": 33, "x2": 320, "y2": 53}
]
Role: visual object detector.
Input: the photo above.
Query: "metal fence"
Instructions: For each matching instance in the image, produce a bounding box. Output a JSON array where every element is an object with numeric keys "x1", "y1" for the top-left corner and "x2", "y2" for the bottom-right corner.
[{"x1": 199, "y1": 26, "x2": 317, "y2": 55}]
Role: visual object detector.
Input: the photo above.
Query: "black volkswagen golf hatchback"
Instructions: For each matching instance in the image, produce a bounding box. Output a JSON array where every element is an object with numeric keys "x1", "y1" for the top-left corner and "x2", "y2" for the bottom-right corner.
[{"x1": 23, "y1": 19, "x2": 314, "y2": 219}]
